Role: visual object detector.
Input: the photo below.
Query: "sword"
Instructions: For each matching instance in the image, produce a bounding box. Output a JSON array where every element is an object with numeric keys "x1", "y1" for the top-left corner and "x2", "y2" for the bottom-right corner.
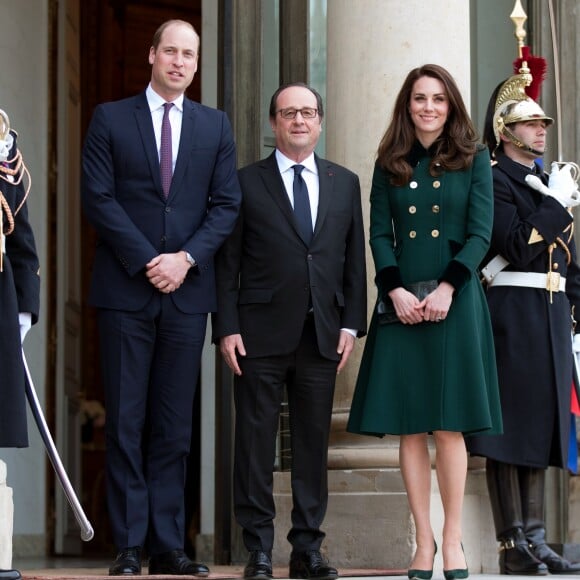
[{"x1": 22, "y1": 349, "x2": 94, "y2": 541}]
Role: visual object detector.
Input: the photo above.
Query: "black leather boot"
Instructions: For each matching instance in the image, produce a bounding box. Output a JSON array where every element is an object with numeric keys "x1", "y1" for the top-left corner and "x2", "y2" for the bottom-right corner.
[
  {"x1": 521, "y1": 466, "x2": 580, "y2": 574},
  {"x1": 486, "y1": 459, "x2": 548, "y2": 575}
]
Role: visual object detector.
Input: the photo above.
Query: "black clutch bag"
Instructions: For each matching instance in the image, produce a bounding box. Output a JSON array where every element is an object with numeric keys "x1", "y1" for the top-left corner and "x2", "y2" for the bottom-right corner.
[{"x1": 377, "y1": 279, "x2": 438, "y2": 325}]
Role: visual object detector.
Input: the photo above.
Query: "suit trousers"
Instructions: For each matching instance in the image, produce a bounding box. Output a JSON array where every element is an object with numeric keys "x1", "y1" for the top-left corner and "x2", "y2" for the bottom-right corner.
[
  {"x1": 97, "y1": 293, "x2": 207, "y2": 554},
  {"x1": 233, "y1": 315, "x2": 338, "y2": 552}
]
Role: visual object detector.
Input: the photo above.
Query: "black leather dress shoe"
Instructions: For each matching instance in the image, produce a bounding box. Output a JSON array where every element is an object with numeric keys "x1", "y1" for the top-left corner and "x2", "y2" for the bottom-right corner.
[
  {"x1": 0, "y1": 570, "x2": 22, "y2": 580},
  {"x1": 244, "y1": 551, "x2": 273, "y2": 580},
  {"x1": 109, "y1": 547, "x2": 142, "y2": 576},
  {"x1": 289, "y1": 550, "x2": 338, "y2": 580},
  {"x1": 148, "y1": 549, "x2": 210, "y2": 576}
]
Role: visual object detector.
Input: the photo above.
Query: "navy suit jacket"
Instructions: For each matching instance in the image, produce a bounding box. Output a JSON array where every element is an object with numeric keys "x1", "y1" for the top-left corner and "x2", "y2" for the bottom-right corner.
[
  {"x1": 81, "y1": 91, "x2": 241, "y2": 314},
  {"x1": 213, "y1": 152, "x2": 367, "y2": 361}
]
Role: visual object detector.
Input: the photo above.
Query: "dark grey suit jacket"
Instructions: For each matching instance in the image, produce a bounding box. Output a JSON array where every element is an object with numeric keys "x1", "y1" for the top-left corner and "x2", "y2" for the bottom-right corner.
[{"x1": 213, "y1": 151, "x2": 367, "y2": 361}]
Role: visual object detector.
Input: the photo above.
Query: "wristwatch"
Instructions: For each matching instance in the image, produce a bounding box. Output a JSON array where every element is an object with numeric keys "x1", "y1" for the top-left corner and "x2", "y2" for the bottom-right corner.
[{"x1": 184, "y1": 251, "x2": 196, "y2": 267}]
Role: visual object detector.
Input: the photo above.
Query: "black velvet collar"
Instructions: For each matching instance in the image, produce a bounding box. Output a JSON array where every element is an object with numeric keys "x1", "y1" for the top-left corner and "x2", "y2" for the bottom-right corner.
[{"x1": 406, "y1": 139, "x2": 438, "y2": 167}]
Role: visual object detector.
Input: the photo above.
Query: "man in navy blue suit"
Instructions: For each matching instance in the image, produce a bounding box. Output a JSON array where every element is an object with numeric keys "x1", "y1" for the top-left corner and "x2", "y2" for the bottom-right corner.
[{"x1": 81, "y1": 19, "x2": 241, "y2": 576}]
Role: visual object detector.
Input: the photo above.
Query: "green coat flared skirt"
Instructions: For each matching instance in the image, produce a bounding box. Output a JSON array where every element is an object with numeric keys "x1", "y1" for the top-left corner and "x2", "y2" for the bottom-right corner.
[{"x1": 347, "y1": 278, "x2": 502, "y2": 436}]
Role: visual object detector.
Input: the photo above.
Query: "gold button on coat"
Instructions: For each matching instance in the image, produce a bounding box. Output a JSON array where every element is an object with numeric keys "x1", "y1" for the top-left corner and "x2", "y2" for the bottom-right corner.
[
  {"x1": 409, "y1": 231, "x2": 417, "y2": 239},
  {"x1": 431, "y1": 229, "x2": 439, "y2": 238},
  {"x1": 409, "y1": 206, "x2": 417, "y2": 214},
  {"x1": 410, "y1": 181, "x2": 418, "y2": 189},
  {"x1": 433, "y1": 180, "x2": 441, "y2": 189},
  {"x1": 432, "y1": 205, "x2": 440, "y2": 213}
]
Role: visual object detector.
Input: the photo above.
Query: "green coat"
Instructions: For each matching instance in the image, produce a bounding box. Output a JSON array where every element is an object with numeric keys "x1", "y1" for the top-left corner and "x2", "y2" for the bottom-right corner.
[{"x1": 347, "y1": 146, "x2": 502, "y2": 436}]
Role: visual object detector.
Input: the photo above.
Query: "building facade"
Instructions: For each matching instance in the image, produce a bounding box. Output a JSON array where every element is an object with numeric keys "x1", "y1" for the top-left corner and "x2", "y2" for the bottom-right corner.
[{"x1": 1, "y1": 0, "x2": 579, "y2": 572}]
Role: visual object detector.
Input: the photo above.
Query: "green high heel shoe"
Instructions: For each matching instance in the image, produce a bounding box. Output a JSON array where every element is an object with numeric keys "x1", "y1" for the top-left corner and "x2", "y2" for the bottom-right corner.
[
  {"x1": 408, "y1": 541, "x2": 437, "y2": 580},
  {"x1": 443, "y1": 569, "x2": 469, "y2": 580},
  {"x1": 443, "y1": 543, "x2": 469, "y2": 580}
]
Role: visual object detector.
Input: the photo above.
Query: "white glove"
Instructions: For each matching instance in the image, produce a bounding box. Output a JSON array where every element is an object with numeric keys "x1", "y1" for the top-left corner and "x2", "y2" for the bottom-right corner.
[
  {"x1": 574, "y1": 333, "x2": 580, "y2": 354},
  {"x1": 525, "y1": 162, "x2": 580, "y2": 208},
  {"x1": 18, "y1": 312, "x2": 32, "y2": 344}
]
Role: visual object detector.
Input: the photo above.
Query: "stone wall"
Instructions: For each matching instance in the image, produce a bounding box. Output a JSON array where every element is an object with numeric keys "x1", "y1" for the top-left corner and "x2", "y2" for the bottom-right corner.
[{"x1": 0, "y1": 460, "x2": 14, "y2": 569}]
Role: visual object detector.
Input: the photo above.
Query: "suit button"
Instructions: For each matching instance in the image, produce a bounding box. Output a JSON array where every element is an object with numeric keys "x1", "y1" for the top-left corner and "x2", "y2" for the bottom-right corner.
[
  {"x1": 433, "y1": 180, "x2": 441, "y2": 189},
  {"x1": 307, "y1": 254, "x2": 313, "y2": 260},
  {"x1": 161, "y1": 235, "x2": 167, "y2": 242},
  {"x1": 431, "y1": 229, "x2": 439, "y2": 238},
  {"x1": 432, "y1": 205, "x2": 440, "y2": 213},
  {"x1": 409, "y1": 205, "x2": 417, "y2": 214},
  {"x1": 409, "y1": 230, "x2": 417, "y2": 239},
  {"x1": 165, "y1": 206, "x2": 172, "y2": 213},
  {"x1": 553, "y1": 262, "x2": 559, "y2": 270}
]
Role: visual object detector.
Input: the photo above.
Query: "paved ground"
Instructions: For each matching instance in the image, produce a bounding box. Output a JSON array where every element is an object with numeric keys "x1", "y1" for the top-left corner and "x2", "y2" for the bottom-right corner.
[
  {"x1": 13, "y1": 563, "x2": 399, "y2": 580},
  {"x1": 10, "y1": 557, "x2": 580, "y2": 580},
  {"x1": 11, "y1": 558, "x2": 403, "y2": 580},
  {"x1": 13, "y1": 571, "x2": 580, "y2": 580}
]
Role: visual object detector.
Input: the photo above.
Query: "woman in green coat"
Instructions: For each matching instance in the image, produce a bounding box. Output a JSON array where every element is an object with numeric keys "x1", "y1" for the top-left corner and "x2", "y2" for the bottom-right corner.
[{"x1": 347, "y1": 64, "x2": 502, "y2": 580}]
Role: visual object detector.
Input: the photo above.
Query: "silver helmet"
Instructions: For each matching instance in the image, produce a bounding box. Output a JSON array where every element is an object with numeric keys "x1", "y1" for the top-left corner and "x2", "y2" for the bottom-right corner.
[{"x1": 492, "y1": 71, "x2": 553, "y2": 154}]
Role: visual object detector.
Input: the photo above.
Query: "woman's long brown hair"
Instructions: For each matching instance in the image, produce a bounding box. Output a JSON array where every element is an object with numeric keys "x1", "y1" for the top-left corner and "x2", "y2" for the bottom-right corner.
[{"x1": 376, "y1": 64, "x2": 479, "y2": 186}]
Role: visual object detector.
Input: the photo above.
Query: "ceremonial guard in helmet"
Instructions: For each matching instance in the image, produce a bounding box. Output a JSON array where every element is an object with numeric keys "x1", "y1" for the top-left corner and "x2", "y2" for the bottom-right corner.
[
  {"x1": 467, "y1": 58, "x2": 580, "y2": 575},
  {"x1": 0, "y1": 109, "x2": 40, "y2": 580}
]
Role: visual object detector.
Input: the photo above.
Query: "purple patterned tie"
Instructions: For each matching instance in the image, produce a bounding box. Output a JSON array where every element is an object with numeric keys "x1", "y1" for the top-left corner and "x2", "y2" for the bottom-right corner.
[{"x1": 160, "y1": 102, "x2": 173, "y2": 198}]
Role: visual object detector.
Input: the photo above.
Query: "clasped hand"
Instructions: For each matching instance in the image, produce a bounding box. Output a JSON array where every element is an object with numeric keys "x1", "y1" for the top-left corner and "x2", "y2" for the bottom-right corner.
[
  {"x1": 388, "y1": 281, "x2": 453, "y2": 325},
  {"x1": 525, "y1": 162, "x2": 580, "y2": 209},
  {"x1": 146, "y1": 252, "x2": 190, "y2": 293}
]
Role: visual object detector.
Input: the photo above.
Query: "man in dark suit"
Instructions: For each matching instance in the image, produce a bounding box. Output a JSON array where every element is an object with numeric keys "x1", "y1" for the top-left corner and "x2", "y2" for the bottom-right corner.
[
  {"x1": 213, "y1": 83, "x2": 367, "y2": 580},
  {"x1": 81, "y1": 20, "x2": 241, "y2": 577}
]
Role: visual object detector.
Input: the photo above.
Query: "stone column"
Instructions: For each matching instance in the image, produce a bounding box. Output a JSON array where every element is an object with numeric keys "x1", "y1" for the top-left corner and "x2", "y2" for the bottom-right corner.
[
  {"x1": 325, "y1": 0, "x2": 474, "y2": 434},
  {"x1": 0, "y1": 460, "x2": 14, "y2": 569},
  {"x1": 319, "y1": 0, "x2": 493, "y2": 571}
]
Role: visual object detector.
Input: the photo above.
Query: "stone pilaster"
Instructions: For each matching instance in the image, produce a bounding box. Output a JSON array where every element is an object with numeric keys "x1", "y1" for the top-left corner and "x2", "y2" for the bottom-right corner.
[{"x1": 0, "y1": 460, "x2": 14, "y2": 569}]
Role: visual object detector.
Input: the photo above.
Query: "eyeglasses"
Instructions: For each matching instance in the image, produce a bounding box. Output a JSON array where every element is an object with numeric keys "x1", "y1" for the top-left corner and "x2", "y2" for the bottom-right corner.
[{"x1": 276, "y1": 108, "x2": 318, "y2": 120}]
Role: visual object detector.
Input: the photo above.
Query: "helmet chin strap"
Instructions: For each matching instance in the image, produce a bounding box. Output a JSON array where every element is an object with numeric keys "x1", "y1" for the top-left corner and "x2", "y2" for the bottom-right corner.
[{"x1": 501, "y1": 126, "x2": 544, "y2": 157}]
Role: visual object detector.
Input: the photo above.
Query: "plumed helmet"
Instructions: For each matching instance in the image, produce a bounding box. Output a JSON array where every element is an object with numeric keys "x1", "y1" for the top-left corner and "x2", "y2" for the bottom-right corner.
[
  {"x1": 486, "y1": 4, "x2": 553, "y2": 156},
  {"x1": 492, "y1": 66, "x2": 553, "y2": 152}
]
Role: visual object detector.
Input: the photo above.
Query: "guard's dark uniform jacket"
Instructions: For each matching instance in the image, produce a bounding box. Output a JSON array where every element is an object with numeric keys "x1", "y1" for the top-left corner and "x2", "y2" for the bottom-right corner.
[
  {"x1": 0, "y1": 130, "x2": 40, "y2": 448},
  {"x1": 467, "y1": 152, "x2": 580, "y2": 468}
]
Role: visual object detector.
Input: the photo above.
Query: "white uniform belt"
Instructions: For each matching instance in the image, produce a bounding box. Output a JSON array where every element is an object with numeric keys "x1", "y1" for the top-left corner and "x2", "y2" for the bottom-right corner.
[
  {"x1": 488, "y1": 271, "x2": 566, "y2": 292},
  {"x1": 481, "y1": 254, "x2": 510, "y2": 283}
]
